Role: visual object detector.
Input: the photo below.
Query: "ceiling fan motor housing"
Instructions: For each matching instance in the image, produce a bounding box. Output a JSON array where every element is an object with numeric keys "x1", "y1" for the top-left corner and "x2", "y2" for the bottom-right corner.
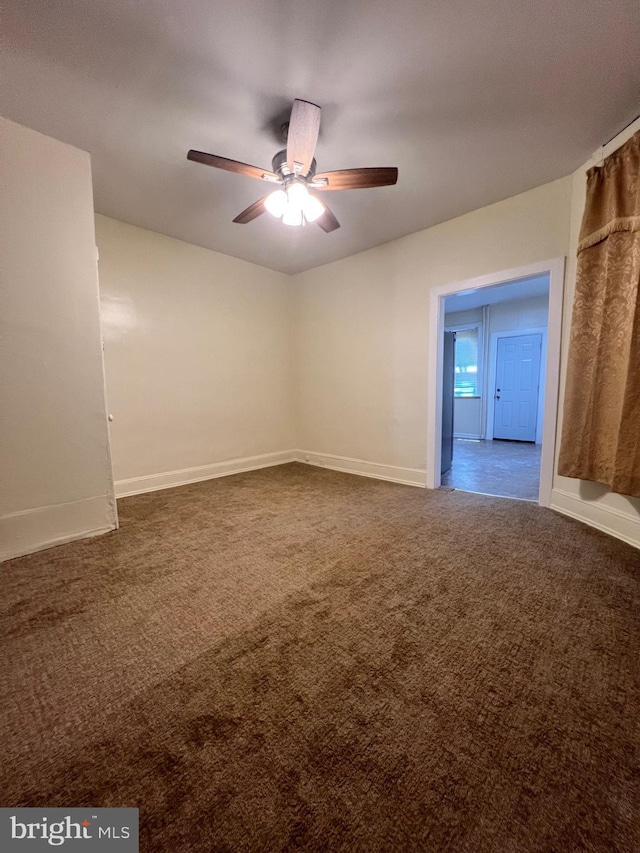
[{"x1": 272, "y1": 148, "x2": 316, "y2": 181}]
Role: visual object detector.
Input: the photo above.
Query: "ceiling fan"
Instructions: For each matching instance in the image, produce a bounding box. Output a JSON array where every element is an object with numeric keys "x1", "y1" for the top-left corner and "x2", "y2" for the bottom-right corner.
[{"x1": 187, "y1": 99, "x2": 398, "y2": 233}]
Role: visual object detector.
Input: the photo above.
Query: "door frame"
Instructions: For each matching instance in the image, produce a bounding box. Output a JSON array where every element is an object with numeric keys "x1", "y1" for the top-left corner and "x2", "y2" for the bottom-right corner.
[
  {"x1": 426, "y1": 257, "x2": 565, "y2": 507},
  {"x1": 487, "y1": 327, "x2": 547, "y2": 445}
]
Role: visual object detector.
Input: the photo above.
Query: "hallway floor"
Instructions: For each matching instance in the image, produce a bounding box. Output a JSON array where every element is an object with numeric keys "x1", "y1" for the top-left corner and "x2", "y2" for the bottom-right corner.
[{"x1": 442, "y1": 437, "x2": 542, "y2": 501}]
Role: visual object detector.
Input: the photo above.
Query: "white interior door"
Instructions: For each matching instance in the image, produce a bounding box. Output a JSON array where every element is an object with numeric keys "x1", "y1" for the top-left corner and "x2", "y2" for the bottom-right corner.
[{"x1": 493, "y1": 334, "x2": 542, "y2": 441}]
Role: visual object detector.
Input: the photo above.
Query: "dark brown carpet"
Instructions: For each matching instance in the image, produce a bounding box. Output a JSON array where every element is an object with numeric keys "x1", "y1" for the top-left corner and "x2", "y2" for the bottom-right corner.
[{"x1": 1, "y1": 463, "x2": 639, "y2": 851}]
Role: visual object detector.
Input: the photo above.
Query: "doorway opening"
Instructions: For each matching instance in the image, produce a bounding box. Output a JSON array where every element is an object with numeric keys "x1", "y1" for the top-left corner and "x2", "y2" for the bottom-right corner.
[{"x1": 426, "y1": 258, "x2": 565, "y2": 506}]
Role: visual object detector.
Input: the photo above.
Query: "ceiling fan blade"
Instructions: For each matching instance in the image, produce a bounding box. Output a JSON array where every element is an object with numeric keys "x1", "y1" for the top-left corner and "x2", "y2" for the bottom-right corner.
[
  {"x1": 187, "y1": 150, "x2": 278, "y2": 182},
  {"x1": 311, "y1": 167, "x2": 398, "y2": 191},
  {"x1": 316, "y1": 203, "x2": 340, "y2": 233},
  {"x1": 233, "y1": 196, "x2": 269, "y2": 224},
  {"x1": 286, "y1": 99, "x2": 321, "y2": 176}
]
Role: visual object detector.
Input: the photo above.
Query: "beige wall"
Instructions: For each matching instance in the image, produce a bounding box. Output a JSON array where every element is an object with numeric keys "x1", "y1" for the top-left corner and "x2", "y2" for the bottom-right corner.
[
  {"x1": 95, "y1": 216, "x2": 295, "y2": 492},
  {"x1": 293, "y1": 177, "x2": 572, "y2": 472},
  {"x1": 0, "y1": 118, "x2": 116, "y2": 560}
]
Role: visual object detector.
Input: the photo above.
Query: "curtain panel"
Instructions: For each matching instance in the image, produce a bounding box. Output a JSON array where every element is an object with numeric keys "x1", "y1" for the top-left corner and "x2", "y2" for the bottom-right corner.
[{"x1": 558, "y1": 130, "x2": 640, "y2": 497}]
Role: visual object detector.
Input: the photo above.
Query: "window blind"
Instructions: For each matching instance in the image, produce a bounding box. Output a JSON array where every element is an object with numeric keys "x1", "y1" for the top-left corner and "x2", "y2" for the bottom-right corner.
[{"x1": 454, "y1": 328, "x2": 479, "y2": 397}]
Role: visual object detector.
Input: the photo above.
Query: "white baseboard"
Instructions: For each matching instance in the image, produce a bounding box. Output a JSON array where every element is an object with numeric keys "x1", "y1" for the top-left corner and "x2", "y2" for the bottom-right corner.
[
  {"x1": 115, "y1": 450, "x2": 297, "y2": 498},
  {"x1": 454, "y1": 433, "x2": 482, "y2": 440},
  {"x1": 295, "y1": 450, "x2": 426, "y2": 488},
  {"x1": 550, "y1": 488, "x2": 640, "y2": 550},
  {"x1": 1, "y1": 494, "x2": 117, "y2": 563}
]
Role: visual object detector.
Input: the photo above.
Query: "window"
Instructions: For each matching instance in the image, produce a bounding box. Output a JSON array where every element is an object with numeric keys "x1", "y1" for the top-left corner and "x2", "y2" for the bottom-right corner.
[{"x1": 447, "y1": 324, "x2": 482, "y2": 397}]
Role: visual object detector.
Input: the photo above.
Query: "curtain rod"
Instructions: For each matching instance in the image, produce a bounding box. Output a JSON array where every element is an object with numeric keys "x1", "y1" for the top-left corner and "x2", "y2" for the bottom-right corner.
[
  {"x1": 602, "y1": 113, "x2": 640, "y2": 147},
  {"x1": 590, "y1": 113, "x2": 640, "y2": 167}
]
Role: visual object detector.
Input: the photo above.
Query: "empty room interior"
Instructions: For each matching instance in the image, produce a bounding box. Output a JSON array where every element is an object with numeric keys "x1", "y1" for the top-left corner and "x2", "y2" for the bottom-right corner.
[{"x1": 1, "y1": 1, "x2": 640, "y2": 851}]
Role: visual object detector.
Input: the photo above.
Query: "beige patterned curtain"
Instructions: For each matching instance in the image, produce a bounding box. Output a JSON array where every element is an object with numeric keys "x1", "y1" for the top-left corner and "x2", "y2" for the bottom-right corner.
[{"x1": 558, "y1": 130, "x2": 640, "y2": 497}]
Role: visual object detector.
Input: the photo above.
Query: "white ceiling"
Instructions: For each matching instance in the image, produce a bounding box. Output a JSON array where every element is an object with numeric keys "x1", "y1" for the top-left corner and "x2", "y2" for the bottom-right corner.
[
  {"x1": 2, "y1": 1, "x2": 639, "y2": 275},
  {"x1": 445, "y1": 274, "x2": 550, "y2": 312}
]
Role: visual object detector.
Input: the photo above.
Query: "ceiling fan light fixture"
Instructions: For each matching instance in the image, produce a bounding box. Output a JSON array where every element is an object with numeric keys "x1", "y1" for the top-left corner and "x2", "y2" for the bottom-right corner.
[
  {"x1": 282, "y1": 204, "x2": 303, "y2": 226},
  {"x1": 286, "y1": 180, "x2": 309, "y2": 210},
  {"x1": 188, "y1": 99, "x2": 397, "y2": 233},
  {"x1": 264, "y1": 189, "x2": 287, "y2": 218},
  {"x1": 302, "y1": 193, "x2": 325, "y2": 223}
]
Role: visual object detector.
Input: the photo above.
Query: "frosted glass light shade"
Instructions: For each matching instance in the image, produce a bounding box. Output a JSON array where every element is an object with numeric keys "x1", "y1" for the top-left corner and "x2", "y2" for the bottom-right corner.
[
  {"x1": 282, "y1": 205, "x2": 303, "y2": 226},
  {"x1": 264, "y1": 190, "x2": 287, "y2": 218},
  {"x1": 302, "y1": 193, "x2": 325, "y2": 222},
  {"x1": 286, "y1": 181, "x2": 308, "y2": 211}
]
